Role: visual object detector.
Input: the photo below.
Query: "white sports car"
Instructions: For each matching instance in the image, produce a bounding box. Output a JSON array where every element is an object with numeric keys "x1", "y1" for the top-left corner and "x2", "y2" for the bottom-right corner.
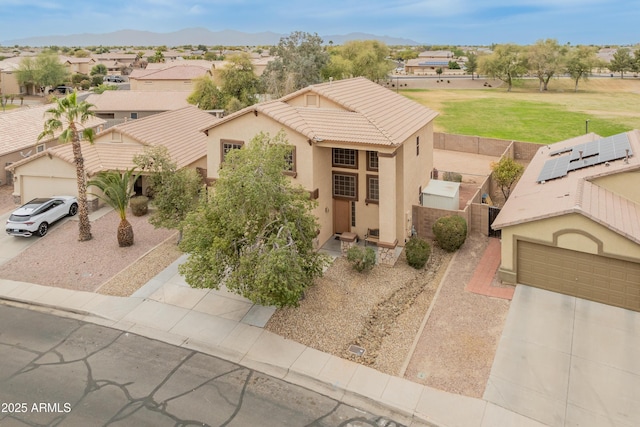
[{"x1": 5, "y1": 196, "x2": 78, "y2": 237}]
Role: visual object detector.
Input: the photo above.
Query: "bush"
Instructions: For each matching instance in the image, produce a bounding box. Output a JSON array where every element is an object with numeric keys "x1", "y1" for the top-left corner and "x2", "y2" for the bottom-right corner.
[
  {"x1": 405, "y1": 237, "x2": 431, "y2": 269},
  {"x1": 442, "y1": 171, "x2": 463, "y2": 182},
  {"x1": 346, "y1": 246, "x2": 376, "y2": 272},
  {"x1": 130, "y1": 195, "x2": 149, "y2": 216},
  {"x1": 92, "y1": 75, "x2": 105, "y2": 87},
  {"x1": 432, "y1": 215, "x2": 467, "y2": 252}
]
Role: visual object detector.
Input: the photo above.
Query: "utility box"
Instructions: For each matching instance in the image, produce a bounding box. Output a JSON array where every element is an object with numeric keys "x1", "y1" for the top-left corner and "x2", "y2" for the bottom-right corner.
[{"x1": 422, "y1": 179, "x2": 460, "y2": 210}]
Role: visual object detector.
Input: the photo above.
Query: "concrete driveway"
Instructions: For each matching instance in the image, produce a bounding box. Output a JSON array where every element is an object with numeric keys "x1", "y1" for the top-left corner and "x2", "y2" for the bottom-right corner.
[
  {"x1": 0, "y1": 211, "x2": 39, "y2": 266},
  {"x1": 484, "y1": 285, "x2": 640, "y2": 427}
]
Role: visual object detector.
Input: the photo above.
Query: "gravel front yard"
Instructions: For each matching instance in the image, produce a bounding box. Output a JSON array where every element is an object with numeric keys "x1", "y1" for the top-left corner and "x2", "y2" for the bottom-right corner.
[
  {"x1": 0, "y1": 209, "x2": 177, "y2": 293},
  {"x1": 266, "y1": 246, "x2": 453, "y2": 376}
]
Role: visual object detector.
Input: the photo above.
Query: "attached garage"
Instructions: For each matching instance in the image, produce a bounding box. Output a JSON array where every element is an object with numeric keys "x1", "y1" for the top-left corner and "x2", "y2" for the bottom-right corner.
[
  {"x1": 517, "y1": 241, "x2": 640, "y2": 311},
  {"x1": 492, "y1": 131, "x2": 640, "y2": 312},
  {"x1": 21, "y1": 176, "x2": 78, "y2": 203}
]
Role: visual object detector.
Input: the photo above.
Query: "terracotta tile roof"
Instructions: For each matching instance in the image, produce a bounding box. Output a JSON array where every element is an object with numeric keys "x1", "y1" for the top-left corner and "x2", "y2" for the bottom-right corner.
[
  {"x1": 7, "y1": 106, "x2": 218, "y2": 175},
  {"x1": 255, "y1": 102, "x2": 394, "y2": 145},
  {"x1": 493, "y1": 130, "x2": 640, "y2": 244},
  {"x1": 203, "y1": 77, "x2": 437, "y2": 148},
  {"x1": 0, "y1": 104, "x2": 105, "y2": 156},
  {"x1": 285, "y1": 77, "x2": 438, "y2": 145},
  {"x1": 85, "y1": 91, "x2": 190, "y2": 112},
  {"x1": 145, "y1": 60, "x2": 214, "y2": 71},
  {"x1": 129, "y1": 65, "x2": 210, "y2": 80},
  {"x1": 48, "y1": 142, "x2": 142, "y2": 175}
]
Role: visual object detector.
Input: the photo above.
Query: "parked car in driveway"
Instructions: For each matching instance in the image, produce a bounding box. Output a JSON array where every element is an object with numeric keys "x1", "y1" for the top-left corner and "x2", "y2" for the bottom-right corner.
[
  {"x1": 5, "y1": 196, "x2": 78, "y2": 237},
  {"x1": 103, "y1": 75, "x2": 125, "y2": 83},
  {"x1": 48, "y1": 86, "x2": 75, "y2": 95}
]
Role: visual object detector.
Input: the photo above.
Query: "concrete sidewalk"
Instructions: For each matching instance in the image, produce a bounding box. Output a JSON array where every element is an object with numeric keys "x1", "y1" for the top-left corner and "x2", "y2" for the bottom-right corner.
[{"x1": 0, "y1": 258, "x2": 545, "y2": 427}]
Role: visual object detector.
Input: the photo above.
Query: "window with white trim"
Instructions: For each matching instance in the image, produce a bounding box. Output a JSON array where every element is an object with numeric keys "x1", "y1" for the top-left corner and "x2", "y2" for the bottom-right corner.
[{"x1": 221, "y1": 139, "x2": 244, "y2": 162}]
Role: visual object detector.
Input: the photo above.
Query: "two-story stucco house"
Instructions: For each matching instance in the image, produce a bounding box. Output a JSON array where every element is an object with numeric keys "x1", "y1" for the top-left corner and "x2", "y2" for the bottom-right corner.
[{"x1": 201, "y1": 77, "x2": 438, "y2": 265}]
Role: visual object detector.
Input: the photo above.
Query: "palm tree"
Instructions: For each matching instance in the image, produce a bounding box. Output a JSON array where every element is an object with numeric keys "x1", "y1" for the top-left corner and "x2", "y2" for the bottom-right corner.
[
  {"x1": 88, "y1": 169, "x2": 138, "y2": 247},
  {"x1": 39, "y1": 92, "x2": 96, "y2": 241}
]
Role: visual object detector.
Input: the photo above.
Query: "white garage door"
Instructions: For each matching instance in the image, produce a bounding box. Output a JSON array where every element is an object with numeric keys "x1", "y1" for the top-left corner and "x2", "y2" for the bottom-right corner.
[{"x1": 22, "y1": 176, "x2": 77, "y2": 203}]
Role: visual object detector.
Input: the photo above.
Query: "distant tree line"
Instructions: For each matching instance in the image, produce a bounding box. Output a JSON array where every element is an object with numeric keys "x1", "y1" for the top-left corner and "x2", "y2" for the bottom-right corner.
[{"x1": 478, "y1": 40, "x2": 640, "y2": 92}]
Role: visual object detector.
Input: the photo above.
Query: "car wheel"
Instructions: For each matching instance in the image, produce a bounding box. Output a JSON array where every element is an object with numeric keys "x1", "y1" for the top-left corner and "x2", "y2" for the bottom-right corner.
[
  {"x1": 37, "y1": 222, "x2": 49, "y2": 237},
  {"x1": 69, "y1": 203, "x2": 78, "y2": 216}
]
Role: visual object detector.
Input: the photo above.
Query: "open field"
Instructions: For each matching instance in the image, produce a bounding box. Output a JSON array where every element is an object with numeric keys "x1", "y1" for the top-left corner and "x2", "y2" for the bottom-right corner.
[{"x1": 402, "y1": 77, "x2": 640, "y2": 143}]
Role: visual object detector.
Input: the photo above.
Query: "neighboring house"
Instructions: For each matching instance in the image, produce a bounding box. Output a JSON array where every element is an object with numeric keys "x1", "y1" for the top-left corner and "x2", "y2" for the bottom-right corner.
[
  {"x1": 85, "y1": 90, "x2": 191, "y2": 127},
  {"x1": 62, "y1": 57, "x2": 96, "y2": 75},
  {"x1": 7, "y1": 105, "x2": 217, "y2": 206},
  {"x1": 92, "y1": 52, "x2": 139, "y2": 66},
  {"x1": 202, "y1": 77, "x2": 438, "y2": 265},
  {"x1": 405, "y1": 50, "x2": 461, "y2": 75},
  {"x1": 0, "y1": 104, "x2": 105, "y2": 187},
  {"x1": 493, "y1": 131, "x2": 640, "y2": 311},
  {"x1": 0, "y1": 57, "x2": 26, "y2": 95},
  {"x1": 128, "y1": 65, "x2": 212, "y2": 91}
]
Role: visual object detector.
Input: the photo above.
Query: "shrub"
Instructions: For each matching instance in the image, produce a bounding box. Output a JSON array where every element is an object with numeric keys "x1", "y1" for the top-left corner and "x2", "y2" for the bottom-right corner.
[
  {"x1": 91, "y1": 75, "x2": 104, "y2": 87},
  {"x1": 346, "y1": 246, "x2": 376, "y2": 272},
  {"x1": 130, "y1": 195, "x2": 149, "y2": 216},
  {"x1": 405, "y1": 237, "x2": 431, "y2": 269},
  {"x1": 442, "y1": 171, "x2": 463, "y2": 182},
  {"x1": 432, "y1": 215, "x2": 467, "y2": 252}
]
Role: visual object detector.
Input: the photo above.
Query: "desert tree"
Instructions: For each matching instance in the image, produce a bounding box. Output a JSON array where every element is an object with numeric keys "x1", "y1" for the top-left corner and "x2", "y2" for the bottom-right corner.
[
  {"x1": 133, "y1": 146, "x2": 202, "y2": 242},
  {"x1": 479, "y1": 44, "x2": 528, "y2": 92},
  {"x1": 261, "y1": 31, "x2": 329, "y2": 97},
  {"x1": 609, "y1": 47, "x2": 633, "y2": 78},
  {"x1": 178, "y1": 131, "x2": 329, "y2": 307},
  {"x1": 566, "y1": 45, "x2": 597, "y2": 92},
  {"x1": 528, "y1": 39, "x2": 566, "y2": 91},
  {"x1": 491, "y1": 157, "x2": 524, "y2": 200},
  {"x1": 187, "y1": 75, "x2": 226, "y2": 110},
  {"x1": 323, "y1": 40, "x2": 394, "y2": 82}
]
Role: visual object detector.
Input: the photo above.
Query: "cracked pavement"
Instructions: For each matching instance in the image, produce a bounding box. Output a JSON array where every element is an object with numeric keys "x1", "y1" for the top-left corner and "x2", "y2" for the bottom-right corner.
[{"x1": 0, "y1": 305, "x2": 409, "y2": 426}]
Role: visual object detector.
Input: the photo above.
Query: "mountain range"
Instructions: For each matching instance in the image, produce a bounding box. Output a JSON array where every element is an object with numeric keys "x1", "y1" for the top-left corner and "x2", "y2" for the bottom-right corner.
[{"x1": 3, "y1": 28, "x2": 419, "y2": 47}]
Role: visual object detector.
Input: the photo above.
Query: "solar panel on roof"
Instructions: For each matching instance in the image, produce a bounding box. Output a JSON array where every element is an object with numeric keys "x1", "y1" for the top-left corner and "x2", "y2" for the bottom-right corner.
[
  {"x1": 537, "y1": 133, "x2": 632, "y2": 183},
  {"x1": 537, "y1": 155, "x2": 571, "y2": 182}
]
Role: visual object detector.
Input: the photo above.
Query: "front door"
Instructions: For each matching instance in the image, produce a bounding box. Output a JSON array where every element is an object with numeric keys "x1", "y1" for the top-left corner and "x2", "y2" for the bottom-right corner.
[{"x1": 333, "y1": 199, "x2": 350, "y2": 234}]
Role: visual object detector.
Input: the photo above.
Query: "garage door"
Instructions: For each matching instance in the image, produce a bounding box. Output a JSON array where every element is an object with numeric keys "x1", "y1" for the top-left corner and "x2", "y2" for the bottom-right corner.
[
  {"x1": 517, "y1": 241, "x2": 640, "y2": 311},
  {"x1": 22, "y1": 176, "x2": 77, "y2": 203}
]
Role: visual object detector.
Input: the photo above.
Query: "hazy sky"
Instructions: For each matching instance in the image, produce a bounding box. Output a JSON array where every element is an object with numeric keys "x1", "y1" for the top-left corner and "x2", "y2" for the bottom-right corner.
[{"x1": 1, "y1": 0, "x2": 637, "y2": 45}]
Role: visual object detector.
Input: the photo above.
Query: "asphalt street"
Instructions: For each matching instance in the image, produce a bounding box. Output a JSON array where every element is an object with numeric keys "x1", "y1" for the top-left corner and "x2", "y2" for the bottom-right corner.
[{"x1": 0, "y1": 304, "x2": 407, "y2": 427}]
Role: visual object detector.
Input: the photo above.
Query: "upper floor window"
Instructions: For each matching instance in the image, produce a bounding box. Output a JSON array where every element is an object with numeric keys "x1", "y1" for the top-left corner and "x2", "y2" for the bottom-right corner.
[
  {"x1": 221, "y1": 139, "x2": 244, "y2": 162},
  {"x1": 416, "y1": 136, "x2": 420, "y2": 156},
  {"x1": 367, "y1": 151, "x2": 378, "y2": 171},
  {"x1": 332, "y1": 148, "x2": 358, "y2": 169},
  {"x1": 130, "y1": 112, "x2": 138, "y2": 120},
  {"x1": 284, "y1": 146, "x2": 297, "y2": 177}
]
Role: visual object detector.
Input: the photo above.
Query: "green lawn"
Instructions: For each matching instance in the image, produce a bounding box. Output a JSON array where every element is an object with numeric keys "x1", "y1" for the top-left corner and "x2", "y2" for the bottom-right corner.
[
  {"x1": 435, "y1": 98, "x2": 629, "y2": 144},
  {"x1": 402, "y1": 78, "x2": 640, "y2": 144}
]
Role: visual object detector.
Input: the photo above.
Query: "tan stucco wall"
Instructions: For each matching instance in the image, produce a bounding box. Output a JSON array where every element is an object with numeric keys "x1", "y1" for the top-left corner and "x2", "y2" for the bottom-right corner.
[
  {"x1": 0, "y1": 71, "x2": 22, "y2": 95},
  {"x1": 591, "y1": 170, "x2": 640, "y2": 204},
  {"x1": 399, "y1": 123, "x2": 434, "y2": 243},
  {"x1": 285, "y1": 93, "x2": 345, "y2": 110},
  {"x1": 500, "y1": 213, "x2": 640, "y2": 275}
]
